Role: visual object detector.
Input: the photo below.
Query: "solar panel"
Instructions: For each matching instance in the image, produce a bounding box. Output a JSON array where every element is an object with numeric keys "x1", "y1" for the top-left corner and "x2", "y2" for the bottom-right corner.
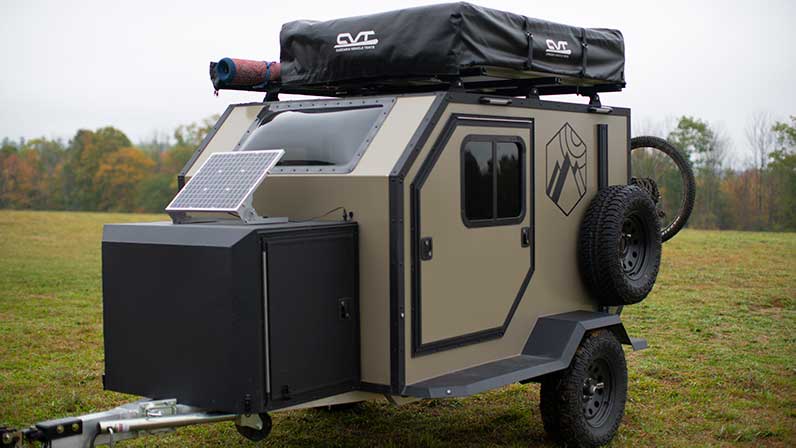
[{"x1": 166, "y1": 150, "x2": 284, "y2": 214}]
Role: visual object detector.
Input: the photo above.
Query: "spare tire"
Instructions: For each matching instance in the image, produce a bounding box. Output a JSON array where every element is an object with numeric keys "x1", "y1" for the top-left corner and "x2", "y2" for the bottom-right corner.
[{"x1": 578, "y1": 185, "x2": 662, "y2": 306}]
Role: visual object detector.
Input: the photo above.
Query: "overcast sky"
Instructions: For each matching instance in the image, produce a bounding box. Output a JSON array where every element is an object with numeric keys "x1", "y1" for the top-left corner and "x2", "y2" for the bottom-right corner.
[{"x1": 1, "y1": 0, "x2": 794, "y2": 165}]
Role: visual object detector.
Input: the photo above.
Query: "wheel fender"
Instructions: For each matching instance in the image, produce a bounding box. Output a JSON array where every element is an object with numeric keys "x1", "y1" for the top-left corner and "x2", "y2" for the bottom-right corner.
[
  {"x1": 605, "y1": 322, "x2": 648, "y2": 351},
  {"x1": 522, "y1": 311, "x2": 646, "y2": 372}
]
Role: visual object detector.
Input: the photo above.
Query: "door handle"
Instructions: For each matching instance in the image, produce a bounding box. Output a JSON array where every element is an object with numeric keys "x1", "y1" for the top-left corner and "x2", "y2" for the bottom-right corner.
[
  {"x1": 521, "y1": 227, "x2": 531, "y2": 248},
  {"x1": 420, "y1": 237, "x2": 433, "y2": 261}
]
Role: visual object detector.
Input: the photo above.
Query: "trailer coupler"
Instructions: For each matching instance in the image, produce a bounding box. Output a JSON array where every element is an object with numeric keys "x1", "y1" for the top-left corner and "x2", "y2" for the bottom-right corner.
[{"x1": 1, "y1": 399, "x2": 259, "y2": 447}]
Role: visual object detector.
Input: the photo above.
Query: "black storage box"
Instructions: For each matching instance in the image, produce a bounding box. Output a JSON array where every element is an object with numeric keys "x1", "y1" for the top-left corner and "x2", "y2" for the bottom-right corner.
[
  {"x1": 280, "y1": 2, "x2": 624, "y2": 87},
  {"x1": 102, "y1": 221, "x2": 359, "y2": 413}
]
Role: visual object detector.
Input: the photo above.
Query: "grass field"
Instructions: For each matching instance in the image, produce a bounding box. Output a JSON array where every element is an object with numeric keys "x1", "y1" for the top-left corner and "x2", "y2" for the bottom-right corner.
[{"x1": 0, "y1": 210, "x2": 794, "y2": 447}]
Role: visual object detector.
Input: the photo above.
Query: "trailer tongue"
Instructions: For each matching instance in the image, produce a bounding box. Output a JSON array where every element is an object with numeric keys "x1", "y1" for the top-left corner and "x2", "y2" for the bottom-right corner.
[{"x1": 1, "y1": 400, "x2": 244, "y2": 448}]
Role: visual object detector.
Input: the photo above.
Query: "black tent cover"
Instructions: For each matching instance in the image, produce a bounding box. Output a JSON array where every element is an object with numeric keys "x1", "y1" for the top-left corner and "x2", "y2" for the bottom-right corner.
[{"x1": 279, "y1": 2, "x2": 624, "y2": 88}]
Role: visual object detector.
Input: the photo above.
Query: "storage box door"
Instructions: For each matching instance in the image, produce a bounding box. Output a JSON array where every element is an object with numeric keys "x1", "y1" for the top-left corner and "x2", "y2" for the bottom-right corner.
[
  {"x1": 411, "y1": 117, "x2": 534, "y2": 355},
  {"x1": 264, "y1": 229, "x2": 359, "y2": 407}
]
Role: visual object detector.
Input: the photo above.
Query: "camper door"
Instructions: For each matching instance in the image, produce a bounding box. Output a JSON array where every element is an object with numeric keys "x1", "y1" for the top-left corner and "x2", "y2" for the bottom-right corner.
[{"x1": 411, "y1": 116, "x2": 534, "y2": 355}]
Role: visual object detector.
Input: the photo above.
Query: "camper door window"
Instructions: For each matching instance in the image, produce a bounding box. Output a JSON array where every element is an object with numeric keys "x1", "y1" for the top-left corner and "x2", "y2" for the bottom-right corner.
[
  {"x1": 462, "y1": 135, "x2": 526, "y2": 227},
  {"x1": 239, "y1": 105, "x2": 383, "y2": 172}
]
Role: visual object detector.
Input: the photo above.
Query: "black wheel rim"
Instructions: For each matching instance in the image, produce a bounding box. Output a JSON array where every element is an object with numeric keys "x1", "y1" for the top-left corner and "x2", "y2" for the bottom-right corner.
[
  {"x1": 581, "y1": 358, "x2": 614, "y2": 427},
  {"x1": 619, "y1": 213, "x2": 648, "y2": 279}
]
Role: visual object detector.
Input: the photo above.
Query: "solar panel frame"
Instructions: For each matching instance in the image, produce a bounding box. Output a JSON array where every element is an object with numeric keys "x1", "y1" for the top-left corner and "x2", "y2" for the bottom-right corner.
[{"x1": 166, "y1": 150, "x2": 284, "y2": 213}]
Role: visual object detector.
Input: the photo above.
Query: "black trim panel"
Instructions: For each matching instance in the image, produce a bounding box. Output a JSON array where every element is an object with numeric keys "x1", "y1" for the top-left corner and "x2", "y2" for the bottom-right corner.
[
  {"x1": 410, "y1": 114, "x2": 535, "y2": 356},
  {"x1": 626, "y1": 109, "x2": 632, "y2": 183},
  {"x1": 388, "y1": 93, "x2": 448, "y2": 393},
  {"x1": 597, "y1": 124, "x2": 608, "y2": 190}
]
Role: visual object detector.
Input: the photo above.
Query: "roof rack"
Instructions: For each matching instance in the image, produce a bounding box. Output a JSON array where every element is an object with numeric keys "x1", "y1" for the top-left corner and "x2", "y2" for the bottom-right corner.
[{"x1": 210, "y1": 62, "x2": 624, "y2": 101}]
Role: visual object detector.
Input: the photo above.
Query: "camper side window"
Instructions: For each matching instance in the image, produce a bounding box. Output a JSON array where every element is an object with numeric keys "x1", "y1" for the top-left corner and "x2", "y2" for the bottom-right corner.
[{"x1": 462, "y1": 136, "x2": 525, "y2": 227}]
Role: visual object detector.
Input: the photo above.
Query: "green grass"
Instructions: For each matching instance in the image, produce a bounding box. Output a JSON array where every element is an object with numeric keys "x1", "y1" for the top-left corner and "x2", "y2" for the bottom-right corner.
[{"x1": 0, "y1": 210, "x2": 794, "y2": 447}]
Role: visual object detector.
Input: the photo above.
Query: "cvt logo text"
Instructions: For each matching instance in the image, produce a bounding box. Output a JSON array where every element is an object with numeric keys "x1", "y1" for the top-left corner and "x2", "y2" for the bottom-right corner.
[
  {"x1": 334, "y1": 31, "x2": 379, "y2": 52},
  {"x1": 545, "y1": 39, "x2": 572, "y2": 58}
]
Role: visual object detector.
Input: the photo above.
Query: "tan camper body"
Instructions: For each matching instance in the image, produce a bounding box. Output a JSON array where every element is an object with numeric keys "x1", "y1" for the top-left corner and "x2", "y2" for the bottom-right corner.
[{"x1": 177, "y1": 91, "x2": 640, "y2": 407}]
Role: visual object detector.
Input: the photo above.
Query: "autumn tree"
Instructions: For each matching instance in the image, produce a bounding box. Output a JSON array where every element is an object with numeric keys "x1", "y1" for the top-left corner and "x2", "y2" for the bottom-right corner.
[
  {"x1": 745, "y1": 113, "x2": 777, "y2": 227},
  {"x1": 166, "y1": 115, "x2": 217, "y2": 173},
  {"x1": 773, "y1": 116, "x2": 796, "y2": 146},
  {"x1": 0, "y1": 138, "x2": 20, "y2": 208},
  {"x1": 173, "y1": 115, "x2": 217, "y2": 148},
  {"x1": 667, "y1": 117, "x2": 714, "y2": 162},
  {"x1": 62, "y1": 127, "x2": 132, "y2": 210},
  {"x1": 1, "y1": 149, "x2": 40, "y2": 208},
  {"x1": 134, "y1": 174, "x2": 174, "y2": 213},
  {"x1": 130, "y1": 116, "x2": 217, "y2": 213},
  {"x1": 21, "y1": 138, "x2": 67, "y2": 209},
  {"x1": 94, "y1": 147, "x2": 155, "y2": 211},
  {"x1": 768, "y1": 117, "x2": 796, "y2": 230},
  {"x1": 666, "y1": 116, "x2": 731, "y2": 229},
  {"x1": 1, "y1": 116, "x2": 223, "y2": 212}
]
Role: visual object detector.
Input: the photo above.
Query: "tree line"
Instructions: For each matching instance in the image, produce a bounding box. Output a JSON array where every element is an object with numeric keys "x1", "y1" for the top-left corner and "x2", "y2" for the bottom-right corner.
[
  {"x1": 0, "y1": 116, "x2": 216, "y2": 213},
  {"x1": 634, "y1": 115, "x2": 795, "y2": 232},
  {"x1": 0, "y1": 114, "x2": 794, "y2": 231}
]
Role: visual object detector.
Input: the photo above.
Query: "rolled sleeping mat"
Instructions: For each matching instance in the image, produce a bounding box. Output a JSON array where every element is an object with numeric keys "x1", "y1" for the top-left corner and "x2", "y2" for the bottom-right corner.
[{"x1": 210, "y1": 57, "x2": 281, "y2": 91}]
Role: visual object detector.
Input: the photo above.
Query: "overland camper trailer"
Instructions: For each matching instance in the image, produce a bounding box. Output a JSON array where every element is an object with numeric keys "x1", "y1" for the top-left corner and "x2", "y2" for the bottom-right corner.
[{"x1": 2, "y1": 3, "x2": 695, "y2": 447}]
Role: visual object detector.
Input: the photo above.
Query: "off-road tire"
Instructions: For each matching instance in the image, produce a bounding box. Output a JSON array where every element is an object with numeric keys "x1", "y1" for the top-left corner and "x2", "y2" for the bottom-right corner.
[
  {"x1": 578, "y1": 184, "x2": 661, "y2": 306},
  {"x1": 629, "y1": 177, "x2": 661, "y2": 206},
  {"x1": 540, "y1": 330, "x2": 628, "y2": 448},
  {"x1": 631, "y1": 136, "x2": 696, "y2": 242}
]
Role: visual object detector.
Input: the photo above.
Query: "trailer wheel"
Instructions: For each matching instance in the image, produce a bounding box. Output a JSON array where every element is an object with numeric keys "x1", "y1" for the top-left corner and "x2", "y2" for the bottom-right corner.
[
  {"x1": 539, "y1": 330, "x2": 627, "y2": 447},
  {"x1": 235, "y1": 413, "x2": 272, "y2": 441},
  {"x1": 578, "y1": 184, "x2": 661, "y2": 306}
]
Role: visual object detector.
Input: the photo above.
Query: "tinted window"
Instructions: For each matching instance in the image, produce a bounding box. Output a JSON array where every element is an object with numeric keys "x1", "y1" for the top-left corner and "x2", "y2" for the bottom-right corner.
[
  {"x1": 496, "y1": 142, "x2": 522, "y2": 218},
  {"x1": 239, "y1": 106, "x2": 382, "y2": 168},
  {"x1": 463, "y1": 141, "x2": 493, "y2": 220},
  {"x1": 462, "y1": 137, "x2": 525, "y2": 226}
]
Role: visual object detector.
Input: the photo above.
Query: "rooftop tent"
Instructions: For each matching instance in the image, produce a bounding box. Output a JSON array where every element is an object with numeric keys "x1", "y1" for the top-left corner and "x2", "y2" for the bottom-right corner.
[{"x1": 278, "y1": 2, "x2": 625, "y2": 88}]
